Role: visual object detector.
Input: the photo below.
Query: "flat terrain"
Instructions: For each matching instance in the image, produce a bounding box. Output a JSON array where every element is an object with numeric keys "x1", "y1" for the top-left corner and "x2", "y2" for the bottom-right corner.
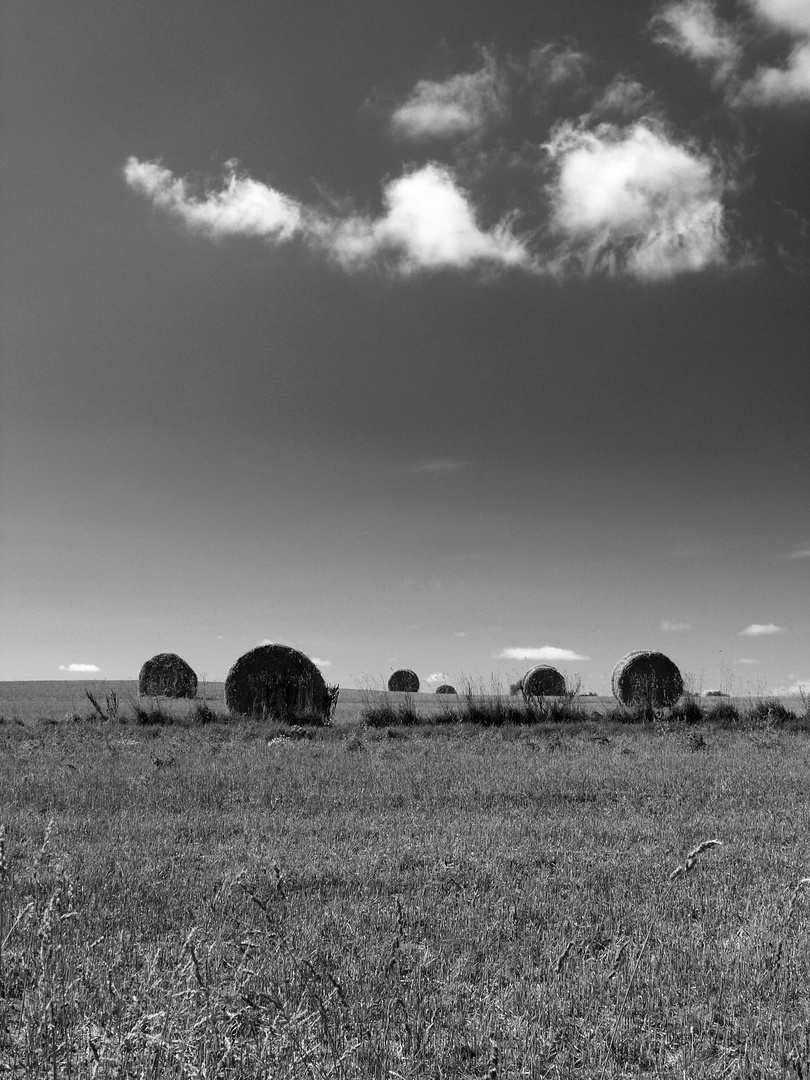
[
  {"x1": 1, "y1": 685, "x2": 809, "y2": 1077},
  {"x1": 0, "y1": 680, "x2": 804, "y2": 723}
]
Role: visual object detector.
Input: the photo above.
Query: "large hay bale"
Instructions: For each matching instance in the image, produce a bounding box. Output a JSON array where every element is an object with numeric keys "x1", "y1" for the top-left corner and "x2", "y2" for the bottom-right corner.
[
  {"x1": 225, "y1": 644, "x2": 328, "y2": 720},
  {"x1": 521, "y1": 665, "x2": 566, "y2": 699},
  {"x1": 611, "y1": 650, "x2": 684, "y2": 706},
  {"x1": 138, "y1": 653, "x2": 197, "y2": 698},
  {"x1": 388, "y1": 669, "x2": 419, "y2": 692},
  {"x1": 434, "y1": 684, "x2": 457, "y2": 694}
]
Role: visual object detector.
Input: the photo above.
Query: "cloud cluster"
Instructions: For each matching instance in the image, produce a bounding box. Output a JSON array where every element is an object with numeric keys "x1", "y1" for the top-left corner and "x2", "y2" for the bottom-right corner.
[
  {"x1": 128, "y1": 29, "x2": 776, "y2": 283},
  {"x1": 496, "y1": 646, "x2": 590, "y2": 661},
  {"x1": 740, "y1": 622, "x2": 785, "y2": 635},
  {"x1": 653, "y1": 0, "x2": 810, "y2": 105},
  {"x1": 125, "y1": 158, "x2": 531, "y2": 276},
  {"x1": 58, "y1": 663, "x2": 100, "y2": 672}
]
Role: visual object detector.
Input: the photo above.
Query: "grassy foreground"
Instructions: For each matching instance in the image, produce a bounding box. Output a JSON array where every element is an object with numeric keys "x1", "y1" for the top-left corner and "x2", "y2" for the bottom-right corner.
[{"x1": 1, "y1": 709, "x2": 809, "y2": 1078}]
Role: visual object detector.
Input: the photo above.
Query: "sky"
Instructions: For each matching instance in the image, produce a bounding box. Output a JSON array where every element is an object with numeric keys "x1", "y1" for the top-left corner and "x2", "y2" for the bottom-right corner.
[{"x1": 1, "y1": 0, "x2": 808, "y2": 694}]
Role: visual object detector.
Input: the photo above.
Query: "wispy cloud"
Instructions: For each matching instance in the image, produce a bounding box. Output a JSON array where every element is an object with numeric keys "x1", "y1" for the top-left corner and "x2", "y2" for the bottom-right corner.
[
  {"x1": 58, "y1": 663, "x2": 100, "y2": 672},
  {"x1": 544, "y1": 120, "x2": 729, "y2": 280},
  {"x1": 661, "y1": 619, "x2": 691, "y2": 631},
  {"x1": 652, "y1": 0, "x2": 810, "y2": 106},
  {"x1": 126, "y1": 159, "x2": 532, "y2": 277},
  {"x1": 311, "y1": 657, "x2": 331, "y2": 667},
  {"x1": 740, "y1": 623, "x2": 785, "y2": 636},
  {"x1": 496, "y1": 646, "x2": 590, "y2": 661},
  {"x1": 124, "y1": 159, "x2": 303, "y2": 241},
  {"x1": 737, "y1": 657, "x2": 760, "y2": 664},
  {"x1": 426, "y1": 671, "x2": 449, "y2": 683},
  {"x1": 390, "y1": 52, "x2": 506, "y2": 141},
  {"x1": 651, "y1": 1, "x2": 743, "y2": 80},
  {"x1": 786, "y1": 547, "x2": 810, "y2": 559},
  {"x1": 592, "y1": 76, "x2": 658, "y2": 119}
]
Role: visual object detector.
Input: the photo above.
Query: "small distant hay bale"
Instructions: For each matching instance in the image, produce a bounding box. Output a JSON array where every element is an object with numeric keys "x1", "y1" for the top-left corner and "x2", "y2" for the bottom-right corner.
[
  {"x1": 138, "y1": 653, "x2": 197, "y2": 699},
  {"x1": 434, "y1": 684, "x2": 457, "y2": 694},
  {"x1": 521, "y1": 665, "x2": 566, "y2": 699},
  {"x1": 225, "y1": 644, "x2": 328, "y2": 721},
  {"x1": 509, "y1": 680, "x2": 523, "y2": 696},
  {"x1": 388, "y1": 669, "x2": 419, "y2": 692},
  {"x1": 611, "y1": 650, "x2": 684, "y2": 707}
]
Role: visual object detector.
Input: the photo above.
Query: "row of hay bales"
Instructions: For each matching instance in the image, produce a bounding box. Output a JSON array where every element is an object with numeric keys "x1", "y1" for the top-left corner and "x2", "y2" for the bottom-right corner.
[
  {"x1": 140, "y1": 648, "x2": 685, "y2": 718},
  {"x1": 389, "y1": 652, "x2": 684, "y2": 707}
]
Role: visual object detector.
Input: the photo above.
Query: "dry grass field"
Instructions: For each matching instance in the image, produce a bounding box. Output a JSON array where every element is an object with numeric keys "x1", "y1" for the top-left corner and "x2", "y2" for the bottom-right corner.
[{"x1": 1, "y1": 681, "x2": 809, "y2": 1078}]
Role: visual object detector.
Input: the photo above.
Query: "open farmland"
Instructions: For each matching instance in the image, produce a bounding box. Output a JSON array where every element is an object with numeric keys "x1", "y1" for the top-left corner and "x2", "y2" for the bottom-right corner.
[{"x1": 1, "y1": 684, "x2": 809, "y2": 1078}]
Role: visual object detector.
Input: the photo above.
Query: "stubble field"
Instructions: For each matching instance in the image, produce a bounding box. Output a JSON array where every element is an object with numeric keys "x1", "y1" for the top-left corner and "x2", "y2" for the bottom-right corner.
[{"x1": 1, "y1": 681, "x2": 809, "y2": 1078}]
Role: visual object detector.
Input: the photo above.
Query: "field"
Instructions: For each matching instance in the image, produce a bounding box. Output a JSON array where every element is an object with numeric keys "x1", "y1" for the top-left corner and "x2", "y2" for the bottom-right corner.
[{"x1": 2, "y1": 682, "x2": 809, "y2": 1078}]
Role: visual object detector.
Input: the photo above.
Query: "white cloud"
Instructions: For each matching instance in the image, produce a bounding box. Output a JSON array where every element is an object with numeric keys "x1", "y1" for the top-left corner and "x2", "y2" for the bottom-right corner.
[
  {"x1": 652, "y1": 0, "x2": 810, "y2": 105},
  {"x1": 126, "y1": 159, "x2": 533, "y2": 277},
  {"x1": 592, "y1": 77, "x2": 658, "y2": 119},
  {"x1": 651, "y1": 1, "x2": 743, "y2": 79},
  {"x1": 661, "y1": 620, "x2": 691, "y2": 631},
  {"x1": 390, "y1": 53, "x2": 505, "y2": 140},
  {"x1": 320, "y1": 164, "x2": 533, "y2": 274},
  {"x1": 737, "y1": 657, "x2": 760, "y2": 664},
  {"x1": 786, "y1": 548, "x2": 810, "y2": 558},
  {"x1": 740, "y1": 623, "x2": 785, "y2": 636},
  {"x1": 58, "y1": 663, "x2": 100, "y2": 672},
  {"x1": 454, "y1": 632, "x2": 466, "y2": 638},
  {"x1": 411, "y1": 459, "x2": 466, "y2": 474},
  {"x1": 741, "y1": 40, "x2": 810, "y2": 104},
  {"x1": 311, "y1": 657, "x2": 331, "y2": 667},
  {"x1": 123, "y1": 158, "x2": 303, "y2": 241},
  {"x1": 525, "y1": 43, "x2": 589, "y2": 86},
  {"x1": 749, "y1": 0, "x2": 810, "y2": 37},
  {"x1": 544, "y1": 120, "x2": 729, "y2": 280},
  {"x1": 426, "y1": 671, "x2": 449, "y2": 683},
  {"x1": 496, "y1": 646, "x2": 590, "y2": 661}
]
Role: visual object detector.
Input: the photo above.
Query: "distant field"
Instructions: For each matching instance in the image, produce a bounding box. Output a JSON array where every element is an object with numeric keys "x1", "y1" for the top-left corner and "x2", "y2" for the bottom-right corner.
[{"x1": 0, "y1": 680, "x2": 804, "y2": 724}]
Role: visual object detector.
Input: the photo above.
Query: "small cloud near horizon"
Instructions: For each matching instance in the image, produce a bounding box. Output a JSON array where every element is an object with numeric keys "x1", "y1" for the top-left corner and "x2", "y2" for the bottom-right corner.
[
  {"x1": 58, "y1": 663, "x2": 100, "y2": 673},
  {"x1": 740, "y1": 623, "x2": 785, "y2": 636},
  {"x1": 496, "y1": 646, "x2": 590, "y2": 661},
  {"x1": 411, "y1": 459, "x2": 467, "y2": 474},
  {"x1": 311, "y1": 657, "x2": 331, "y2": 667},
  {"x1": 771, "y1": 679, "x2": 810, "y2": 695},
  {"x1": 737, "y1": 657, "x2": 760, "y2": 665},
  {"x1": 426, "y1": 671, "x2": 450, "y2": 682},
  {"x1": 661, "y1": 619, "x2": 691, "y2": 631},
  {"x1": 786, "y1": 548, "x2": 810, "y2": 559}
]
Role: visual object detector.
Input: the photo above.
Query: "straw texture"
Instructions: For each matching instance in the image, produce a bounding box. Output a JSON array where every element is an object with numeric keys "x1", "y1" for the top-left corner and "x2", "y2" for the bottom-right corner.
[
  {"x1": 434, "y1": 684, "x2": 457, "y2": 694},
  {"x1": 611, "y1": 650, "x2": 684, "y2": 706},
  {"x1": 225, "y1": 644, "x2": 328, "y2": 719},
  {"x1": 138, "y1": 653, "x2": 198, "y2": 699},
  {"x1": 388, "y1": 669, "x2": 420, "y2": 692},
  {"x1": 521, "y1": 665, "x2": 566, "y2": 699}
]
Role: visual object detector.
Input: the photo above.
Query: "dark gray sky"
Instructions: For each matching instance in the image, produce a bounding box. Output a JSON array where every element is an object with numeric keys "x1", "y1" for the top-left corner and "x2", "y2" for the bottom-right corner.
[{"x1": 2, "y1": 0, "x2": 808, "y2": 692}]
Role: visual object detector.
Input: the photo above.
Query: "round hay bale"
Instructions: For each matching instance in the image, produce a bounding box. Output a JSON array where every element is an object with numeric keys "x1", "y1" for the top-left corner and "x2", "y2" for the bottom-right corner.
[
  {"x1": 434, "y1": 684, "x2": 457, "y2": 694},
  {"x1": 138, "y1": 653, "x2": 197, "y2": 698},
  {"x1": 225, "y1": 644, "x2": 327, "y2": 720},
  {"x1": 388, "y1": 669, "x2": 419, "y2": 692},
  {"x1": 521, "y1": 665, "x2": 566, "y2": 699},
  {"x1": 611, "y1": 650, "x2": 684, "y2": 707}
]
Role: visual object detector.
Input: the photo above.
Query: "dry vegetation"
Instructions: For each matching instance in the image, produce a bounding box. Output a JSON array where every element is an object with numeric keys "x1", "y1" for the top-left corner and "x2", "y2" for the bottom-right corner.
[{"x1": 1, "y1": 690, "x2": 809, "y2": 1078}]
